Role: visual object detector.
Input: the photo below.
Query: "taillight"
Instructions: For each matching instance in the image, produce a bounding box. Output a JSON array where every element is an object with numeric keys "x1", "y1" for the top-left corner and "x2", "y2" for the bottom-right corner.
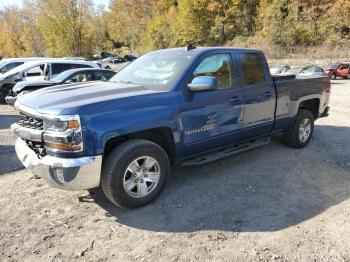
[{"x1": 326, "y1": 82, "x2": 331, "y2": 93}]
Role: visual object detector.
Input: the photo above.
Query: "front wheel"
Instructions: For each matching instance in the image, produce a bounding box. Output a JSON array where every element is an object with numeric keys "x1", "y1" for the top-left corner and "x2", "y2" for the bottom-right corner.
[
  {"x1": 284, "y1": 109, "x2": 314, "y2": 148},
  {"x1": 101, "y1": 139, "x2": 170, "y2": 208},
  {"x1": 330, "y1": 73, "x2": 336, "y2": 80},
  {"x1": 0, "y1": 89, "x2": 7, "y2": 104}
]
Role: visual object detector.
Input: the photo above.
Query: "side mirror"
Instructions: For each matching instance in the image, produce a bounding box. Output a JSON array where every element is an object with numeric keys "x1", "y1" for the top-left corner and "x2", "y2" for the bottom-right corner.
[{"x1": 188, "y1": 76, "x2": 217, "y2": 92}]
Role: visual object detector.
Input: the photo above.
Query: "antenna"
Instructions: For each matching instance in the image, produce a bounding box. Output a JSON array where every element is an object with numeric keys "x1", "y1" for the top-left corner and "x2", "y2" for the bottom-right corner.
[{"x1": 186, "y1": 44, "x2": 196, "y2": 51}]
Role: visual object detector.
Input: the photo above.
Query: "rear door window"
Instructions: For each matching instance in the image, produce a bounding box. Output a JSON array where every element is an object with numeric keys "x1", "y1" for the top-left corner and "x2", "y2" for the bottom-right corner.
[{"x1": 239, "y1": 53, "x2": 266, "y2": 85}]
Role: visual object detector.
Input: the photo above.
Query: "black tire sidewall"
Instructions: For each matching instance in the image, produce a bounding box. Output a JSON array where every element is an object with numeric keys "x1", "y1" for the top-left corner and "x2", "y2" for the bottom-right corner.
[{"x1": 102, "y1": 140, "x2": 170, "y2": 208}]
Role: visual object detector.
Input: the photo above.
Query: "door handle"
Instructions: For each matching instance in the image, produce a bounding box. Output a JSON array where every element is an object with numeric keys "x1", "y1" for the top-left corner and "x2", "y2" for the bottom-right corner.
[{"x1": 263, "y1": 92, "x2": 272, "y2": 97}]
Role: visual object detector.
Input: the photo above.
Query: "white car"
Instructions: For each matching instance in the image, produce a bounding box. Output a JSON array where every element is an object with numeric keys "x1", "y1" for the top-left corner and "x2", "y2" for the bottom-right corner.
[
  {"x1": 270, "y1": 65, "x2": 292, "y2": 75},
  {"x1": 0, "y1": 59, "x2": 101, "y2": 102},
  {"x1": 0, "y1": 57, "x2": 54, "y2": 74}
]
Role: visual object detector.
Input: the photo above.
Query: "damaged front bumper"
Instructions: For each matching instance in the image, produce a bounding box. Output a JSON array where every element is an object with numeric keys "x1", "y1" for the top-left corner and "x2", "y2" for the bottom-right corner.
[{"x1": 14, "y1": 137, "x2": 102, "y2": 190}]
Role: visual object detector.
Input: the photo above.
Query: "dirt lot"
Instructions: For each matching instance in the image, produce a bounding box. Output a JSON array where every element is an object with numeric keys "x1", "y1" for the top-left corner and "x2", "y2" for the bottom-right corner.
[{"x1": 0, "y1": 80, "x2": 349, "y2": 262}]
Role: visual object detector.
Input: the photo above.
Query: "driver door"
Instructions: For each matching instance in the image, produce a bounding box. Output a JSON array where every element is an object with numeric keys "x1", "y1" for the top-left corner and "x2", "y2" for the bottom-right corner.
[
  {"x1": 338, "y1": 64, "x2": 349, "y2": 78},
  {"x1": 23, "y1": 63, "x2": 49, "y2": 81},
  {"x1": 179, "y1": 52, "x2": 246, "y2": 157}
]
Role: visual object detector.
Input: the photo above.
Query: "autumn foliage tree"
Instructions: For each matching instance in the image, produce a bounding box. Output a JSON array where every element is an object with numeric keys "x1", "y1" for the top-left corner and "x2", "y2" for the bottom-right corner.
[{"x1": 0, "y1": 0, "x2": 349, "y2": 58}]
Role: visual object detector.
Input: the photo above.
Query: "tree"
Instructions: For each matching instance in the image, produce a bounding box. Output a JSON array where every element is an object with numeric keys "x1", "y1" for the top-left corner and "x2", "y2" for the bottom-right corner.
[{"x1": 0, "y1": 7, "x2": 26, "y2": 57}]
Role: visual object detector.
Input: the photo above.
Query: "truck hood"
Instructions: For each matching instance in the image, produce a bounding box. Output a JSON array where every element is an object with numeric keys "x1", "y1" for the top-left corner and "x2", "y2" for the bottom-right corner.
[
  {"x1": 13, "y1": 80, "x2": 56, "y2": 93},
  {"x1": 16, "y1": 81, "x2": 162, "y2": 114}
]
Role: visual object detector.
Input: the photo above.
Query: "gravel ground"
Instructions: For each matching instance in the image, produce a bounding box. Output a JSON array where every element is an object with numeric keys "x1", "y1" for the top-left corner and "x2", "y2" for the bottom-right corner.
[{"x1": 0, "y1": 80, "x2": 349, "y2": 262}]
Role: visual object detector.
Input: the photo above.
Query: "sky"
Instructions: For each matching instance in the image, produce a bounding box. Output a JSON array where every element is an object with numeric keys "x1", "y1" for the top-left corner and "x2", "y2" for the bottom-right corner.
[{"x1": 0, "y1": 0, "x2": 111, "y2": 9}]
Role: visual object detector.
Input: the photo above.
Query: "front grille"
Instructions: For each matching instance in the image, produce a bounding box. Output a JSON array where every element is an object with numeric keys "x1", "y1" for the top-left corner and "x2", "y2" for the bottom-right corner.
[
  {"x1": 27, "y1": 140, "x2": 46, "y2": 157},
  {"x1": 18, "y1": 114, "x2": 43, "y2": 130}
]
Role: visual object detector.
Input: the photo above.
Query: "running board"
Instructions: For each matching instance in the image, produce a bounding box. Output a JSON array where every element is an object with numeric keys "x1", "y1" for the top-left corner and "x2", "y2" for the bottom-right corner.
[{"x1": 181, "y1": 136, "x2": 270, "y2": 166}]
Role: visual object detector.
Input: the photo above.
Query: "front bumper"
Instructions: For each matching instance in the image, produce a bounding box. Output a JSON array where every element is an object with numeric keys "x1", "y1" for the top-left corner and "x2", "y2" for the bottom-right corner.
[
  {"x1": 15, "y1": 138, "x2": 102, "y2": 190},
  {"x1": 320, "y1": 106, "x2": 330, "y2": 118},
  {"x1": 5, "y1": 95, "x2": 16, "y2": 106}
]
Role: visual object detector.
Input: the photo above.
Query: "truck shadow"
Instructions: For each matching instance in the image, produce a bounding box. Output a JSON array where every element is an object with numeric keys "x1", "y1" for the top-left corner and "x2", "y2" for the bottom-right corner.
[
  {"x1": 0, "y1": 145, "x2": 24, "y2": 175},
  {"x1": 0, "y1": 115, "x2": 20, "y2": 130},
  {"x1": 88, "y1": 124, "x2": 350, "y2": 233}
]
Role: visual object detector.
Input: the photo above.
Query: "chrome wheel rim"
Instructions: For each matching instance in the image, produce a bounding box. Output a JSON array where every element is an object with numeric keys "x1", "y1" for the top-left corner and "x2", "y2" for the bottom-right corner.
[
  {"x1": 123, "y1": 156, "x2": 160, "y2": 198},
  {"x1": 298, "y1": 118, "x2": 311, "y2": 143}
]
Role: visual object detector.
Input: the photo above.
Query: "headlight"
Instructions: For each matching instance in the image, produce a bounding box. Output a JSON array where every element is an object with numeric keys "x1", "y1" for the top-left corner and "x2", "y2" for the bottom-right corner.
[{"x1": 42, "y1": 115, "x2": 83, "y2": 152}]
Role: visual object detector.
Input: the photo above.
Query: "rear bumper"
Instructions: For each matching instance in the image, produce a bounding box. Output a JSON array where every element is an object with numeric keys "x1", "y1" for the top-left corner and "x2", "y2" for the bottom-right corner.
[
  {"x1": 5, "y1": 95, "x2": 16, "y2": 106},
  {"x1": 15, "y1": 137, "x2": 102, "y2": 190}
]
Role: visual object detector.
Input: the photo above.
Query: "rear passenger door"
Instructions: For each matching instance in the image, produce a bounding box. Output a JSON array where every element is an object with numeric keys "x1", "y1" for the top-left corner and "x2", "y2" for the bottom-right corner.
[{"x1": 236, "y1": 52, "x2": 275, "y2": 137}]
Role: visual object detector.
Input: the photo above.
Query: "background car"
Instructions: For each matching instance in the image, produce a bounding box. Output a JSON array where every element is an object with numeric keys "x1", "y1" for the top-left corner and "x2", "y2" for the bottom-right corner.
[
  {"x1": 325, "y1": 62, "x2": 350, "y2": 80},
  {"x1": 5, "y1": 68, "x2": 116, "y2": 105},
  {"x1": 270, "y1": 65, "x2": 292, "y2": 74},
  {"x1": 297, "y1": 66, "x2": 326, "y2": 77},
  {"x1": 0, "y1": 59, "x2": 100, "y2": 103},
  {"x1": 0, "y1": 57, "x2": 53, "y2": 74},
  {"x1": 123, "y1": 55, "x2": 138, "y2": 61}
]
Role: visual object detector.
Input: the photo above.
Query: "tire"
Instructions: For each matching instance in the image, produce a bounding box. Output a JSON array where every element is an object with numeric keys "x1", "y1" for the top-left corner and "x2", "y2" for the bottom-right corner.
[
  {"x1": 0, "y1": 89, "x2": 7, "y2": 104},
  {"x1": 284, "y1": 109, "x2": 314, "y2": 148},
  {"x1": 101, "y1": 139, "x2": 170, "y2": 208},
  {"x1": 330, "y1": 73, "x2": 336, "y2": 80}
]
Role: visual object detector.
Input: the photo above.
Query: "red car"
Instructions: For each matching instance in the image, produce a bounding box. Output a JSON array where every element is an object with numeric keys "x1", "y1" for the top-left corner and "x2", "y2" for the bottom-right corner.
[{"x1": 325, "y1": 62, "x2": 350, "y2": 80}]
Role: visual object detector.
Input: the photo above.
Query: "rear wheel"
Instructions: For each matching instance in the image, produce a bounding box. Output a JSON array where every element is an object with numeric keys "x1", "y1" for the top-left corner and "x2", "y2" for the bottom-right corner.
[
  {"x1": 101, "y1": 139, "x2": 170, "y2": 208},
  {"x1": 285, "y1": 109, "x2": 314, "y2": 148}
]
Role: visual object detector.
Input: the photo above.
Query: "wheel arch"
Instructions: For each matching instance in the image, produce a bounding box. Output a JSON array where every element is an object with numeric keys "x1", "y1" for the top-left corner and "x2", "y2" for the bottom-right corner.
[
  {"x1": 103, "y1": 127, "x2": 176, "y2": 163},
  {"x1": 291, "y1": 95, "x2": 322, "y2": 119},
  {"x1": 298, "y1": 98, "x2": 320, "y2": 119}
]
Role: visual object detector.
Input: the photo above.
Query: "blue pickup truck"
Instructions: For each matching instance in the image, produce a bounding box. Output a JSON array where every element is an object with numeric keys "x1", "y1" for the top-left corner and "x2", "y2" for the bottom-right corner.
[{"x1": 11, "y1": 47, "x2": 331, "y2": 208}]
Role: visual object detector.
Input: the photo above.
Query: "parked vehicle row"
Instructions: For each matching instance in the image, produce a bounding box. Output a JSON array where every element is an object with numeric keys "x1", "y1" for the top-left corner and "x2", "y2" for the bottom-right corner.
[
  {"x1": 5, "y1": 68, "x2": 116, "y2": 105},
  {"x1": 0, "y1": 59, "x2": 112, "y2": 103},
  {"x1": 93, "y1": 52, "x2": 138, "y2": 64},
  {"x1": 10, "y1": 46, "x2": 331, "y2": 209},
  {"x1": 0, "y1": 57, "x2": 53, "y2": 74},
  {"x1": 271, "y1": 61, "x2": 350, "y2": 79}
]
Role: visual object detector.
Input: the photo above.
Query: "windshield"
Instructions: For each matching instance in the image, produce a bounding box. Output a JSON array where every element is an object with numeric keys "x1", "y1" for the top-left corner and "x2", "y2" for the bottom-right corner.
[
  {"x1": 0, "y1": 60, "x2": 12, "y2": 74},
  {"x1": 110, "y1": 53, "x2": 192, "y2": 90},
  {"x1": 300, "y1": 67, "x2": 314, "y2": 74},
  {"x1": 1, "y1": 62, "x2": 34, "y2": 76},
  {"x1": 326, "y1": 63, "x2": 338, "y2": 69},
  {"x1": 51, "y1": 70, "x2": 74, "y2": 82}
]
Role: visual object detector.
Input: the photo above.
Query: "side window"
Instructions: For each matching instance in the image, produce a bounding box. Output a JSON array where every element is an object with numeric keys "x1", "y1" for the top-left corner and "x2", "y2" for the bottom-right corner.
[
  {"x1": 67, "y1": 72, "x2": 93, "y2": 83},
  {"x1": 7, "y1": 62, "x2": 23, "y2": 71},
  {"x1": 26, "y1": 64, "x2": 48, "y2": 77},
  {"x1": 239, "y1": 53, "x2": 266, "y2": 85},
  {"x1": 0, "y1": 62, "x2": 24, "y2": 73},
  {"x1": 76, "y1": 64, "x2": 93, "y2": 69},
  {"x1": 94, "y1": 71, "x2": 115, "y2": 81},
  {"x1": 192, "y1": 54, "x2": 234, "y2": 90},
  {"x1": 339, "y1": 64, "x2": 348, "y2": 70},
  {"x1": 51, "y1": 63, "x2": 74, "y2": 76}
]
